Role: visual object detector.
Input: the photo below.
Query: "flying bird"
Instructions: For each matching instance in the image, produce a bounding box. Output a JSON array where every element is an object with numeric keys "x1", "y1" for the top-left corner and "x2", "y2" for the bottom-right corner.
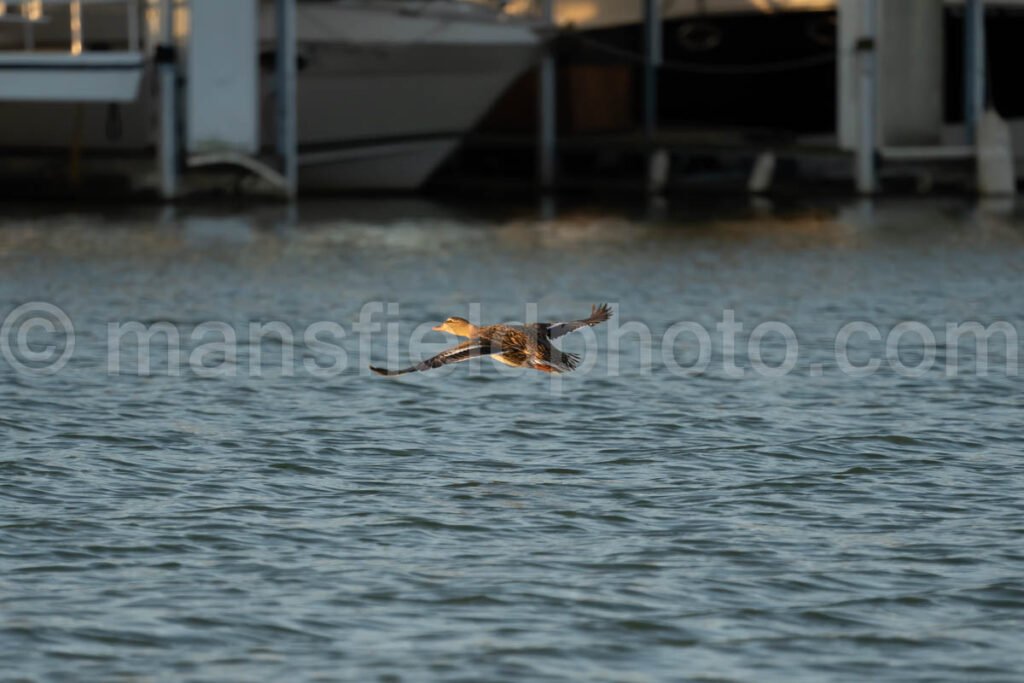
[{"x1": 369, "y1": 304, "x2": 612, "y2": 377}]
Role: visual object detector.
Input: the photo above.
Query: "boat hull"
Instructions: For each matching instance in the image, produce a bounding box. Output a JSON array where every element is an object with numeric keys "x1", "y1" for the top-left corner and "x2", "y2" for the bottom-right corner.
[{"x1": 263, "y1": 1, "x2": 541, "y2": 190}]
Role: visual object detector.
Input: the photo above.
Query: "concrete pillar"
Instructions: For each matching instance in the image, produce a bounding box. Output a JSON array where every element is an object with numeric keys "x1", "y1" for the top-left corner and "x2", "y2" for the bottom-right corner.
[
  {"x1": 187, "y1": 1, "x2": 259, "y2": 156},
  {"x1": 877, "y1": 0, "x2": 943, "y2": 146},
  {"x1": 977, "y1": 110, "x2": 1015, "y2": 195},
  {"x1": 838, "y1": 0, "x2": 943, "y2": 150}
]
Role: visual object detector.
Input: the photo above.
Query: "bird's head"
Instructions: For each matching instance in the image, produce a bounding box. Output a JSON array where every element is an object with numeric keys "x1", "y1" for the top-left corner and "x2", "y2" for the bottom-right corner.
[{"x1": 432, "y1": 316, "x2": 476, "y2": 337}]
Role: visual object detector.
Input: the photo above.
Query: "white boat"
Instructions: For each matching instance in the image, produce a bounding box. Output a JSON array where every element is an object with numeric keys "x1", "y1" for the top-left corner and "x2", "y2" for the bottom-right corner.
[
  {"x1": 262, "y1": 1, "x2": 543, "y2": 190},
  {"x1": 0, "y1": 0, "x2": 544, "y2": 192}
]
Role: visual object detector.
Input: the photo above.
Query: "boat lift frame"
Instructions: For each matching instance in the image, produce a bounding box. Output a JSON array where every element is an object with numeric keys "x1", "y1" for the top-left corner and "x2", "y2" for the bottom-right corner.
[
  {"x1": 852, "y1": 0, "x2": 1004, "y2": 195},
  {"x1": 536, "y1": 0, "x2": 663, "y2": 190},
  {"x1": 0, "y1": 0, "x2": 298, "y2": 200},
  {"x1": 161, "y1": 0, "x2": 298, "y2": 200},
  {"x1": 533, "y1": 0, "x2": 1010, "y2": 196}
]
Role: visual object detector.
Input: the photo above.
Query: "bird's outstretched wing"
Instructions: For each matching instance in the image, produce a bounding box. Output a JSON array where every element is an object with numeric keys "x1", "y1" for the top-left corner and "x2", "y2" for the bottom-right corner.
[
  {"x1": 544, "y1": 303, "x2": 613, "y2": 339},
  {"x1": 370, "y1": 340, "x2": 497, "y2": 377}
]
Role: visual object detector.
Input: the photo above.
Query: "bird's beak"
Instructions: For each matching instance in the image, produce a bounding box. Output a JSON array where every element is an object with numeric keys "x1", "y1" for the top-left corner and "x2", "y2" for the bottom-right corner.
[{"x1": 432, "y1": 323, "x2": 444, "y2": 332}]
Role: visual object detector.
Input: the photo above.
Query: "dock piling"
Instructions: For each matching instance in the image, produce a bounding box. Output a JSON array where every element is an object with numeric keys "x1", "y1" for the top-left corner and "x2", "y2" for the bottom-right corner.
[
  {"x1": 276, "y1": 0, "x2": 298, "y2": 198},
  {"x1": 537, "y1": 0, "x2": 556, "y2": 190},
  {"x1": 854, "y1": 0, "x2": 877, "y2": 194},
  {"x1": 647, "y1": 148, "x2": 669, "y2": 195},
  {"x1": 963, "y1": 0, "x2": 985, "y2": 145},
  {"x1": 642, "y1": 0, "x2": 661, "y2": 138},
  {"x1": 748, "y1": 151, "x2": 776, "y2": 194},
  {"x1": 157, "y1": 0, "x2": 177, "y2": 199}
]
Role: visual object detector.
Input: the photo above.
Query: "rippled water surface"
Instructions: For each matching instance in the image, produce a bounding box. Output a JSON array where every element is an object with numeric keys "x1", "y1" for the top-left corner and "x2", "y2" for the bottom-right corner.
[{"x1": 2, "y1": 199, "x2": 1023, "y2": 682}]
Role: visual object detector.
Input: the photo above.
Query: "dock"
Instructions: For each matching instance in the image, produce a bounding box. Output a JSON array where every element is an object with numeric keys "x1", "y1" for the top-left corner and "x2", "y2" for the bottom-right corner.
[
  {"x1": 0, "y1": 0, "x2": 1018, "y2": 200},
  {"x1": 493, "y1": 0, "x2": 1015, "y2": 197},
  {"x1": 0, "y1": 0, "x2": 299, "y2": 199}
]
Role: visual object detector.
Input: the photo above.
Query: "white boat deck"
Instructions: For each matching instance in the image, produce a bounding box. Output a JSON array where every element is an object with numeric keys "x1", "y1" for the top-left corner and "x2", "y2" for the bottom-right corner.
[
  {"x1": 0, "y1": 0, "x2": 143, "y2": 101},
  {"x1": 0, "y1": 51, "x2": 143, "y2": 101}
]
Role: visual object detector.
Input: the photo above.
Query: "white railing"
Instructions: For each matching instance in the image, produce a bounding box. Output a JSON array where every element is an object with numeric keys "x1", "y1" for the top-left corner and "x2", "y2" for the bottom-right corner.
[{"x1": 0, "y1": 0, "x2": 140, "y2": 54}]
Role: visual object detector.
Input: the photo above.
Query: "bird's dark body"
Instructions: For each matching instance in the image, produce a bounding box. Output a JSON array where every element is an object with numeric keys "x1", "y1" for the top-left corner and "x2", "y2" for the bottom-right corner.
[
  {"x1": 485, "y1": 324, "x2": 579, "y2": 372},
  {"x1": 370, "y1": 304, "x2": 610, "y2": 377}
]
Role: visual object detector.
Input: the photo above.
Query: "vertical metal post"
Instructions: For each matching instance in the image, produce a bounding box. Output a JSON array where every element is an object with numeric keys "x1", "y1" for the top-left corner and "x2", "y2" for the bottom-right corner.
[
  {"x1": 643, "y1": 0, "x2": 661, "y2": 137},
  {"x1": 22, "y1": 0, "x2": 39, "y2": 50},
  {"x1": 127, "y1": 0, "x2": 140, "y2": 52},
  {"x1": 855, "y1": 0, "x2": 877, "y2": 194},
  {"x1": 964, "y1": 0, "x2": 985, "y2": 145},
  {"x1": 158, "y1": 0, "x2": 177, "y2": 199},
  {"x1": 537, "y1": 0, "x2": 556, "y2": 190},
  {"x1": 276, "y1": 0, "x2": 298, "y2": 198}
]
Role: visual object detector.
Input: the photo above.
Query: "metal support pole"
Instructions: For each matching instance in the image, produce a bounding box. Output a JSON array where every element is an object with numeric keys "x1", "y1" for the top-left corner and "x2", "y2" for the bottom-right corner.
[
  {"x1": 158, "y1": 0, "x2": 177, "y2": 199},
  {"x1": 537, "y1": 0, "x2": 556, "y2": 190},
  {"x1": 276, "y1": 0, "x2": 298, "y2": 198},
  {"x1": 964, "y1": 0, "x2": 985, "y2": 145},
  {"x1": 127, "y1": 0, "x2": 140, "y2": 52},
  {"x1": 643, "y1": 0, "x2": 661, "y2": 137},
  {"x1": 855, "y1": 0, "x2": 877, "y2": 194}
]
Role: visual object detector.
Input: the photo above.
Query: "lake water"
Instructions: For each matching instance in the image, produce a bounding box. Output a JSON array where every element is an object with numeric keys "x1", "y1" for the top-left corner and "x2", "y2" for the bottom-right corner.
[{"x1": 1, "y1": 198, "x2": 1022, "y2": 682}]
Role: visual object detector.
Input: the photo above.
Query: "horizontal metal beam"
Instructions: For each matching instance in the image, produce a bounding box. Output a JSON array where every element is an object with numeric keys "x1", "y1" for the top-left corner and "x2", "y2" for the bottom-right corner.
[{"x1": 879, "y1": 146, "x2": 975, "y2": 161}]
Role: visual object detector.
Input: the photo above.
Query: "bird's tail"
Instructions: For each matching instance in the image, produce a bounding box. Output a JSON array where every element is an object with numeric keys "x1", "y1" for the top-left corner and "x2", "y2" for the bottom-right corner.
[{"x1": 538, "y1": 351, "x2": 579, "y2": 373}]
